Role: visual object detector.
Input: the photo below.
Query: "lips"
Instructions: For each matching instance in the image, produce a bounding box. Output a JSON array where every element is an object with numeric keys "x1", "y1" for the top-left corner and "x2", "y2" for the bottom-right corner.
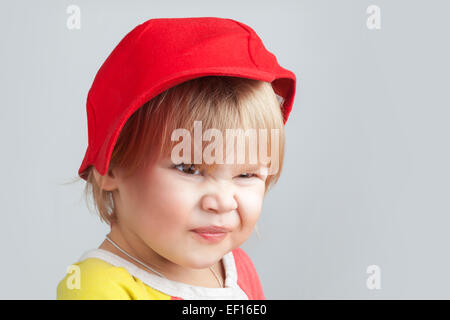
[
  {"x1": 191, "y1": 226, "x2": 231, "y2": 233},
  {"x1": 191, "y1": 226, "x2": 231, "y2": 243}
]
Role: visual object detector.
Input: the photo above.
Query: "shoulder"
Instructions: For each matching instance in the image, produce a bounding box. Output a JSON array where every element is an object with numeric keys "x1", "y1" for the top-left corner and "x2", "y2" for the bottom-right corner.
[
  {"x1": 56, "y1": 257, "x2": 142, "y2": 300},
  {"x1": 231, "y1": 247, "x2": 266, "y2": 300}
]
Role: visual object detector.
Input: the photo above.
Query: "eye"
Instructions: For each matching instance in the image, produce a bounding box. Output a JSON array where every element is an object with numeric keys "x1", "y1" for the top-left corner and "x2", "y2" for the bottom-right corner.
[
  {"x1": 237, "y1": 173, "x2": 258, "y2": 179},
  {"x1": 173, "y1": 163, "x2": 202, "y2": 176}
]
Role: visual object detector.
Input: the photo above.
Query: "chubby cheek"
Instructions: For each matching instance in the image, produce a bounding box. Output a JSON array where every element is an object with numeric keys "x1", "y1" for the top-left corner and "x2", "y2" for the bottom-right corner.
[
  {"x1": 125, "y1": 168, "x2": 195, "y2": 243},
  {"x1": 233, "y1": 186, "x2": 265, "y2": 243}
]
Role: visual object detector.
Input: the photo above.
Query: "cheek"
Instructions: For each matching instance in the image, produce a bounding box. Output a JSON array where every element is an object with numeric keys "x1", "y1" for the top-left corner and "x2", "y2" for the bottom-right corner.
[
  {"x1": 235, "y1": 186, "x2": 265, "y2": 230},
  {"x1": 124, "y1": 169, "x2": 196, "y2": 236}
]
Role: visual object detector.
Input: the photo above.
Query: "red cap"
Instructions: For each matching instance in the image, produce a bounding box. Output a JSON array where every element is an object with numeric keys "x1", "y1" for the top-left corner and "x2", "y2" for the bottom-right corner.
[{"x1": 78, "y1": 17, "x2": 297, "y2": 181}]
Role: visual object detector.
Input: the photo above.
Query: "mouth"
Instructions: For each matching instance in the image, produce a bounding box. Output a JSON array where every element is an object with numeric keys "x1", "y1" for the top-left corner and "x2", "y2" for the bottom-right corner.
[
  {"x1": 190, "y1": 226, "x2": 231, "y2": 243},
  {"x1": 191, "y1": 225, "x2": 231, "y2": 233}
]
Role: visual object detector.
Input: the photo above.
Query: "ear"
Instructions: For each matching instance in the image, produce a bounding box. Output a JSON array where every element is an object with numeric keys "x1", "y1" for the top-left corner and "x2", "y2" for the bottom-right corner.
[{"x1": 93, "y1": 166, "x2": 120, "y2": 192}]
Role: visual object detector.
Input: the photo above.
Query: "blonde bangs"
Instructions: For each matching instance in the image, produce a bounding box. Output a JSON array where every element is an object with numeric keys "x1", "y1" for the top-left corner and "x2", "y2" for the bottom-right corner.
[{"x1": 155, "y1": 76, "x2": 285, "y2": 181}]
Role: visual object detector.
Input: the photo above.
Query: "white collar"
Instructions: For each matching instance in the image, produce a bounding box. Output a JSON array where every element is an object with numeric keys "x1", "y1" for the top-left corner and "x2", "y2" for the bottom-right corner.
[{"x1": 77, "y1": 248, "x2": 248, "y2": 300}]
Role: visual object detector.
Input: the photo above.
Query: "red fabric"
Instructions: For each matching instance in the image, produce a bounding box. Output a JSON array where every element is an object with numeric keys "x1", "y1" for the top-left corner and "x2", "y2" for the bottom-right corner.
[
  {"x1": 232, "y1": 247, "x2": 266, "y2": 300},
  {"x1": 78, "y1": 17, "x2": 296, "y2": 180}
]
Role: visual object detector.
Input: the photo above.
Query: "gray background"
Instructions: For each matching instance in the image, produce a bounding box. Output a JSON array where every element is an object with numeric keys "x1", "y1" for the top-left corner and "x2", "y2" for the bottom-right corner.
[{"x1": 0, "y1": 0, "x2": 449, "y2": 299}]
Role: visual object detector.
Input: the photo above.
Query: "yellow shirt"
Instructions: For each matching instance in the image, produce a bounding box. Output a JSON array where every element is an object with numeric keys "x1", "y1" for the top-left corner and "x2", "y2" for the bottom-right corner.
[
  {"x1": 57, "y1": 257, "x2": 171, "y2": 299},
  {"x1": 56, "y1": 248, "x2": 259, "y2": 300}
]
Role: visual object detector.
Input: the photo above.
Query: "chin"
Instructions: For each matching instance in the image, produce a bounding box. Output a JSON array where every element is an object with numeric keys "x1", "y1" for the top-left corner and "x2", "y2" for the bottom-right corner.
[{"x1": 181, "y1": 254, "x2": 223, "y2": 269}]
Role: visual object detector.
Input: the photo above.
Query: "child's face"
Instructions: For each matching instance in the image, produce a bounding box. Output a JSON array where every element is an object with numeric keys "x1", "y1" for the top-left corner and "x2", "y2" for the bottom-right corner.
[{"x1": 110, "y1": 154, "x2": 268, "y2": 269}]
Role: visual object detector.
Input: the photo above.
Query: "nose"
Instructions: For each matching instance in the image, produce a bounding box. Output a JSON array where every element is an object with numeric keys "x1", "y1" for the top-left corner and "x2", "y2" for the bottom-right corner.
[{"x1": 201, "y1": 181, "x2": 238, "y2": 214}]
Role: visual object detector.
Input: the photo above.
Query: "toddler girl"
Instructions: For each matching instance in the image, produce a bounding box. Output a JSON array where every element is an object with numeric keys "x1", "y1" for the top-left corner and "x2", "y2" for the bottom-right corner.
[{"x1": 57, "y1": 16, "x2": 296, "y2": 300}]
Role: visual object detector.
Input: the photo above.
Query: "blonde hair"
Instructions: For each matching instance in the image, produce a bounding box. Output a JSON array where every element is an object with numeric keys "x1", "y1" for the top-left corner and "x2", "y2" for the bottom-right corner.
[{"x1": 67, "y1": 76, "x2": 286, "y2": 229}]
